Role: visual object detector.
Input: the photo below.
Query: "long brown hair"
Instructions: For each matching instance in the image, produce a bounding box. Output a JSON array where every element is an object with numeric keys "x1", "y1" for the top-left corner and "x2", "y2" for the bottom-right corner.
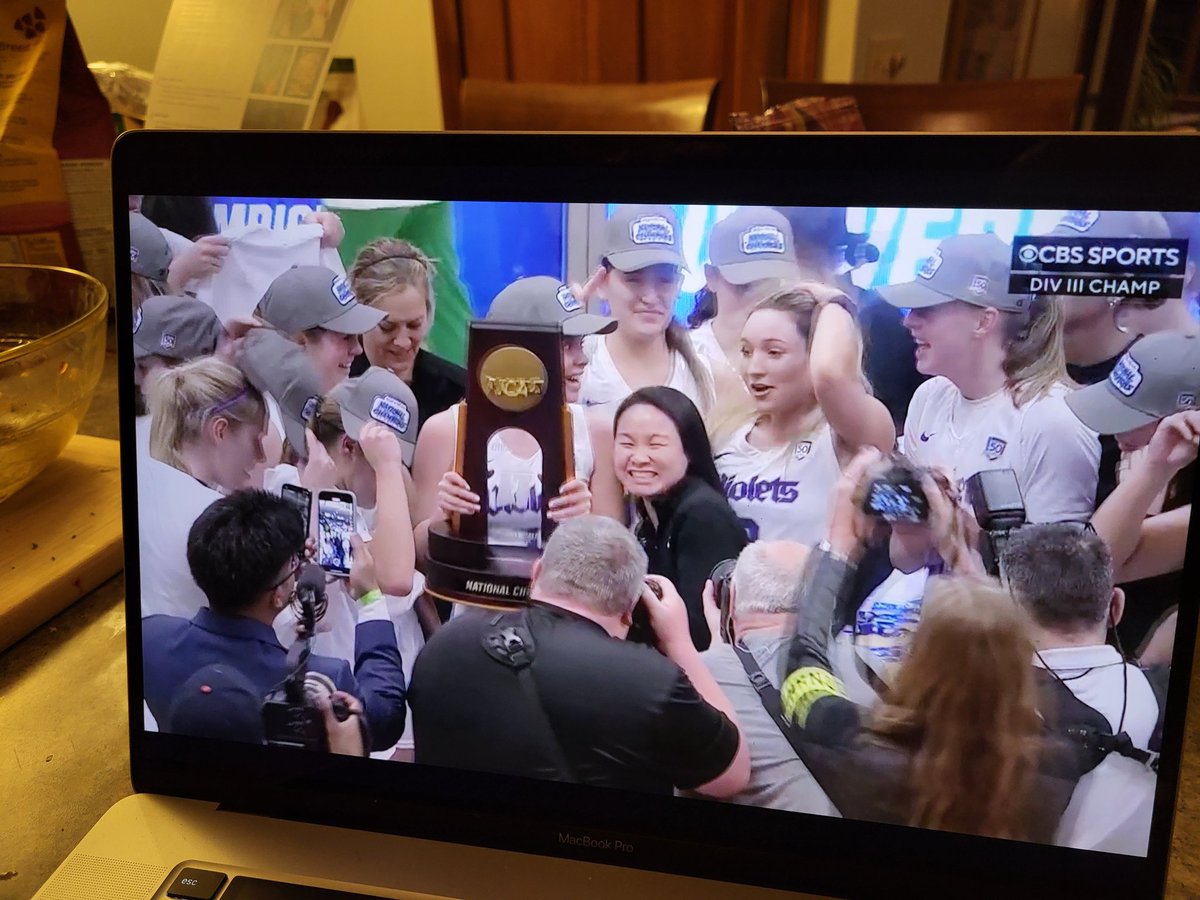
[
  {"x1": 1001, "y1": 295, "x2": 1072, "y2": 406},
  {"x1": 869, "y1": 576, "x2": 1043, "y2": 840}
]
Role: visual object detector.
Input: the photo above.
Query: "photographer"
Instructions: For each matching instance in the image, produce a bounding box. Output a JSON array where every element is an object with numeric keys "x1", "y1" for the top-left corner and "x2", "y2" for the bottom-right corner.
[
  {"x1": 409, "y1": 515, "x2": 750, "y2": 798},
  {"x1": 694, "y1": 541, "x2": 838, "y2": 815},
  {"x1": 776, "y1": 451, "x2": 1074, "y2": 841},
  {"x1": 1001, "y1": 524, "x2": 1164, "y2": 856},
  {"x1": 142, "y1": 489, "x2": 406, "y2": 752}
]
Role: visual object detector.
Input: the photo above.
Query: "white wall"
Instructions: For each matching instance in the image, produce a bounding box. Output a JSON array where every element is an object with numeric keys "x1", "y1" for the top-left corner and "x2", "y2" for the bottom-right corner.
[{"x1": 67, "y1": 0, "x2": 443, "y2": 129}]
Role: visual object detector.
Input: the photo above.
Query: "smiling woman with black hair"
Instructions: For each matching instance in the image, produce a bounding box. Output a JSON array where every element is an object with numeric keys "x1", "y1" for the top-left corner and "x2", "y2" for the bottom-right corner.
[{"x1": 613, "y1": 386, "x2": 748, "y2": 650}]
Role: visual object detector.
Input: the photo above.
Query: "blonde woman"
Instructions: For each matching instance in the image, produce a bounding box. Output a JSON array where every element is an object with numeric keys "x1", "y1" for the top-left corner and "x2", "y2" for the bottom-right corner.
[
  {"x1": 348, "y1": 237, "x2": 466, "y2": 429},
  {"x1": 879, "y1": 233, "x2": 1100, "y2": 570},
  {"x1": 576, "y1": 205, "x2": 718, "y2": 416},
  {"x1": 711, "y1": 283, "x2": 894, "y2": 545},
  {"x1": 140, "y1": 356, "x2": 268, "y2": 619}
]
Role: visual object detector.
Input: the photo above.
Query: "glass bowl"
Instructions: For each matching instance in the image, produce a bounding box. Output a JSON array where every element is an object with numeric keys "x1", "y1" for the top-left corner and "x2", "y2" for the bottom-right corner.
[{"x1": 0, "y1": 264, "x2": 108, "y2": 504}]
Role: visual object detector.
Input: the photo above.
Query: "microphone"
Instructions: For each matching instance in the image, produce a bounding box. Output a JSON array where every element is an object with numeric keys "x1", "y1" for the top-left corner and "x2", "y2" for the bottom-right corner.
[{"x1": 293, "y1": 563, "x2": 328, "y2": 638}]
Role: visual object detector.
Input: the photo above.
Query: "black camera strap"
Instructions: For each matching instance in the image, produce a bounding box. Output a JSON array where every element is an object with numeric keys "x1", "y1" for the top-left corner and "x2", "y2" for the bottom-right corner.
[
  {"x1": 730, "y1": 641, "x2": 813, "y2": 760},
  {"x1": 482, "y1": 611, "x2": 579, "y2": 783}
]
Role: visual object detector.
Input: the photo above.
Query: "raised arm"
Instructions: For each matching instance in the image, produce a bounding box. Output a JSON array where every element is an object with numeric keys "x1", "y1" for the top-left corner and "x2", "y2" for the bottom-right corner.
[
  {"x1": 584, "y1": 408, "x2": 626, "y2": 521},
  {"x1": 410, "y1": 409, "x2": 470, "y2": 565},
  {"x1": 809, "y1": 300, "x2": 895, "y2": 459},
  {"x1": 357, "y1": 422, "x2": 415, "y2": 597}
]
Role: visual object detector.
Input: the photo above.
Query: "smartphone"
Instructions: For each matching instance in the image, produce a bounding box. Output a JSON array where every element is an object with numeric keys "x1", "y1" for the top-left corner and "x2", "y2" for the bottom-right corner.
[
  {"x1": 316, "y1": 489, "x2": 356, "y2": 577},
  {"x1": 280, "y1": 483, "x2": 312, "y2": 533},
  {"x1": 627, "y1": 579, "x2": 661, "y2": 647}
]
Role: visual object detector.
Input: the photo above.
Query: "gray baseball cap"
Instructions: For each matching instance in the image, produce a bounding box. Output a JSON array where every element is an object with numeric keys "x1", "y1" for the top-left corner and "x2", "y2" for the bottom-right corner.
[
  {"x1": 708, "y1": 207, "x2": 800, "y2": 285},
  {"x1": 329, "y1": 366, "x2": 420, "y2": 465},
  {"x1": 1065, "y1": 331, "x2": 1200, "y2": 435},
  {"x1": 129, "y1": 211, "x2": 172, "y2": 281},
  {"x1": 132, "y1": 294, "x2": 223, "y2": 362},
  {"x1": 256, "y1": 266, "x2": 386, "y2": 335},
  {"x1": 602, "y1": 204, "x2": 687, "y2": 272},
  {"x1": 486, "y1": 276, "x2": 616, "y2": 337},
  {"x1": 878, "y1": 233, "x2": 1030, "y2": 313},
  {"x1": 239, "y1": 328, "x2": 323, "y2": 455},
  {"x1": 1049, "y1": 209, "x2": 1170, "y2": 240}
]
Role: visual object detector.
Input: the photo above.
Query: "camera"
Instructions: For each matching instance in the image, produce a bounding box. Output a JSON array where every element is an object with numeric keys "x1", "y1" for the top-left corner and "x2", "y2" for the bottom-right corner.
[
  {"x1": 709, "y1": 559, "x2": 737, "y2": 643},
  {"x1": 861, "y1": 457, "x2": 930, "y2": 523},
  {"x1": 261, "y1": 562, "x2": 353, "y2": 751},
  {"x1": 964, "y1": 468, "x2": 1027, "y2": 578}
]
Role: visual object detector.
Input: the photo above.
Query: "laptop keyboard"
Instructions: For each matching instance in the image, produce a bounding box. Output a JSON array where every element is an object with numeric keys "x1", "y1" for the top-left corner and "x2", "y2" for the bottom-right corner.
[{"x1": 160, "y1": 864, "x2": 455, "y2": 900}]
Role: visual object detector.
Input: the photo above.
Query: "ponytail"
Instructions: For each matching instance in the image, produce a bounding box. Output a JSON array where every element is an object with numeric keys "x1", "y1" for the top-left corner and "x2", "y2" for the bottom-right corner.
[
  {"x1": 1002, "y1": 295, "x2": 1072, "y2": 406},
  {"x1": 666, "y1": 319, "x2": 715, "y2": 415},
  {"x1": 148, "y1": 356, "x2": 265, "y2": 472},
  {"x1": 308, "y1": 394, "x2": 347, "y2": 450}
]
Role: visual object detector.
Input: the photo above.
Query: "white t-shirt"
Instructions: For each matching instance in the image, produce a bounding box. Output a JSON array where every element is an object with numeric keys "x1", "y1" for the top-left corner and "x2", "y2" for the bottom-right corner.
[
  {"x1": 137, "y1": 454, "x2": 223, "y2": 619},
  {"x1": 194, "y1": 223, "x2": 346, "y2": 324},
  {"x1": 449, "y1": 402, "x2": 595, "y2": 548},
  {"x1": 579, "y1": 333, "x2": 711, "y2": 414},
  {"x1": 713, "y1": 421, "x2": 841, "y2": 546},
  {"x1": 903, "y1": 376, "x2": 1100, "y2": 523},
  {"x1": 689, "y1": 321, "x2": 740, "y2": 379},
  {"x1": 1041, "y1": 645, "x2": 1159, "y2": 856}
]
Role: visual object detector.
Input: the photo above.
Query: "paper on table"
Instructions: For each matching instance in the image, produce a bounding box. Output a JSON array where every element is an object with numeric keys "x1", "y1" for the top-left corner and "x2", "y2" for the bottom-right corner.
[
  {"x1": 146, "y1": 0, "x2": 353, "y2": 130},
  {"x1": 195, "y1": 222, "x2": 346, "y2": 324}
]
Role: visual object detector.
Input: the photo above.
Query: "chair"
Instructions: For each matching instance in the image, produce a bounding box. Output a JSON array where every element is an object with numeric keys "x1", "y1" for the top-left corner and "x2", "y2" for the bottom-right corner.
[
  {"x1": 760, "y1": 75, "x2": 1084, "y2": 132},
  {"x1": 457, "y1": 77, "x2": 720, "y2": 132}
]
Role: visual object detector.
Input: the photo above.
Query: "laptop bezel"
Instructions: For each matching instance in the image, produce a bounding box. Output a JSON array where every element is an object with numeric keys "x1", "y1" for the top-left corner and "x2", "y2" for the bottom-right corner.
[{"x1": 114, "y1": 130, "x2": 1200, "y2": 898}]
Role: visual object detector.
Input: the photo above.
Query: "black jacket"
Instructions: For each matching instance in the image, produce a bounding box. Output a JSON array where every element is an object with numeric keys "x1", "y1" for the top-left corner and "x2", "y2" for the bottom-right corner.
[{"x1": 635, "y1": 476, "x2": 748, "y2": 651}]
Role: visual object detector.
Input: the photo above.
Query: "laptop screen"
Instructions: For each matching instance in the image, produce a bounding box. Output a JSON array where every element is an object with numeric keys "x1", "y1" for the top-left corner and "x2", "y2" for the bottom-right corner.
[{"x1": 116, "y1": 132, "x2": 1199, "y2": 898}]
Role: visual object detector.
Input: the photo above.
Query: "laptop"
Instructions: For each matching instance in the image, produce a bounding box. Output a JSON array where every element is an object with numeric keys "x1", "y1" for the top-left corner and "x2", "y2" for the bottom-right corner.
[{"x1": 35, "y1": 130, "x2": 1200, "y2": 899}]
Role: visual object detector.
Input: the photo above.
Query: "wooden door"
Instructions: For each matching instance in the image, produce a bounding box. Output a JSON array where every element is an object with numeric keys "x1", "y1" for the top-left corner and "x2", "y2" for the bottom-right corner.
[{"x1": 433, "y1": 0, "x2": 823, "y2": 129}]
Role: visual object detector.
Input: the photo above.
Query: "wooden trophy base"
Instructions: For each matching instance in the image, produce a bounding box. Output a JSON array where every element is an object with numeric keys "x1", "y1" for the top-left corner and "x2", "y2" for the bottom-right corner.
[{"x1": 423, "y1": 520, "x2": 537, "y2": 610}]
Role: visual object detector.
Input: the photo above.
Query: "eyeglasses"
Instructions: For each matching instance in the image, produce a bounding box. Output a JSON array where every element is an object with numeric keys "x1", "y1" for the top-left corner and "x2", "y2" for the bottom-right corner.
[{"x1": 267, "y1": 554, "x2": 305, "y2": 593}]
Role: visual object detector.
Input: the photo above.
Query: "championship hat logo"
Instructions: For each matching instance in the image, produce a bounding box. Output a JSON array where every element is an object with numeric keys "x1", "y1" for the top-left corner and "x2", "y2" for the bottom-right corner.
[
  {"x1": 301, "y1": 395, "x2": 319, "y2": 423},
  {"x1": 794, "y1": 441, "x2": 813, "y2": 461},
  {"x1": 331, "y1": 275, "x2": 356, "y2": 307},
  {"x1": 555, "y1": 285, "x2": 581, "y2": 312},
  {"x1": 1178, "y1": 392, "x2": 1196, "y2": 409},
  {"x1": 629, "y1": 215, "x2": 674, "y2": 246},
  {"x1": 968, "y1": 275, "x2": 989, "y2": 296},
  {"x1": 160, "y1": 332, "x2": 177, "y2": 351},
  {"x1": 740, "y1": 225, "x2": 786, "y2": 256},
  {"x1": 130, "y1": 246, "x2": 140, "y2": 264},
  {"x1": 132, "y1": 306, "x2": 143, "y2": 334},
  {"x1": 984, "y1": 436, "x2": 1007, "y2": 461},
  {"x1": 1057, "y1": 210, "x2": 1100, "y2": 233},
  {"x1": 370, "y1": 393, "x2": 411, "y2": 434},
  {"x1": 1109, "y1": 354, "x2": 1143, "y2": 397},
  {"x1": 918, "y1": 249, "x2": 943, "y2": 280}
]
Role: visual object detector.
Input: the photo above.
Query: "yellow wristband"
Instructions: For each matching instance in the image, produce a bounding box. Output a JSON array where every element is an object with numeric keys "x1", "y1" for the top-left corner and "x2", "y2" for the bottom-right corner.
[{"x1": 357, "y1": 588, "x2": 383, "y2": 607}]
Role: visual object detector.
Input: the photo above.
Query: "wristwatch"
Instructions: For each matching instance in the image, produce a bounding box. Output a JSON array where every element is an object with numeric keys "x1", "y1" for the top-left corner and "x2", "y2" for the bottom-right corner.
[{"x1": 816, "y1": 539, "x2": 851, "y2": 565}]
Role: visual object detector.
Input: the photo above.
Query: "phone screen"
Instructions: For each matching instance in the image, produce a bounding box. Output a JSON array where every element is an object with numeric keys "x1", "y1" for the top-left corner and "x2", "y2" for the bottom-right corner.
[
  {"x1": 281, "y1": 484, "x2": 312, "y2": 532},
  {"x1": 317, "y1": 493, "x2": 355, "y2": 576}
]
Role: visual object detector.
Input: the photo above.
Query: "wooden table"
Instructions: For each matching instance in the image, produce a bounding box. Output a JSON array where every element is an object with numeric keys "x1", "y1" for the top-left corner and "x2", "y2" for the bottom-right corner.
[{"x1": 4, "y1": 323, "x2": 1200, "y2": 897}]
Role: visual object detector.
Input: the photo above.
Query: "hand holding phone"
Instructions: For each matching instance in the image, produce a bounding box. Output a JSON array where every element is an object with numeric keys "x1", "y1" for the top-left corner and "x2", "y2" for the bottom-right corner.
[
  {"x1": 317, "y1": 489, "x2": 356, "y2": 577},
  {"x1": 281, "y1": 483, "x2": 313, "y2": 533}
]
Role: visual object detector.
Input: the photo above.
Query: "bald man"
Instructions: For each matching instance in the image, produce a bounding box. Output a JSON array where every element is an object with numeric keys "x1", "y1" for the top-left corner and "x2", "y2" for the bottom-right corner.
[{"x1": 689, "y1": 541, "x2": 838, "y2": 816}]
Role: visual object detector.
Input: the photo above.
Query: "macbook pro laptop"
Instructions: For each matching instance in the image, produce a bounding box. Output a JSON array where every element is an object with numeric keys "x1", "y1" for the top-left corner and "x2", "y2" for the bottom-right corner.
[{"x1": 35, "y1": 131, "x2": 1200, "y2": 899}]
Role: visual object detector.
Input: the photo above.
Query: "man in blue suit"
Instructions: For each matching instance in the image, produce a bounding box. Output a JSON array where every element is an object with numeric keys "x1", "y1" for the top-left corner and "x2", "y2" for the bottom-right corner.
[{"x1": 142, "y1": 489, "x2": 406, "y2": 752}]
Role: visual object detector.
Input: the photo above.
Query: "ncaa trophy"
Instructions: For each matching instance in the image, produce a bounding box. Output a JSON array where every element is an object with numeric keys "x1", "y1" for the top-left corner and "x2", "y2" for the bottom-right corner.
[{"x1": 423, "y1": 320, "x2": 574, "y2": 608}]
